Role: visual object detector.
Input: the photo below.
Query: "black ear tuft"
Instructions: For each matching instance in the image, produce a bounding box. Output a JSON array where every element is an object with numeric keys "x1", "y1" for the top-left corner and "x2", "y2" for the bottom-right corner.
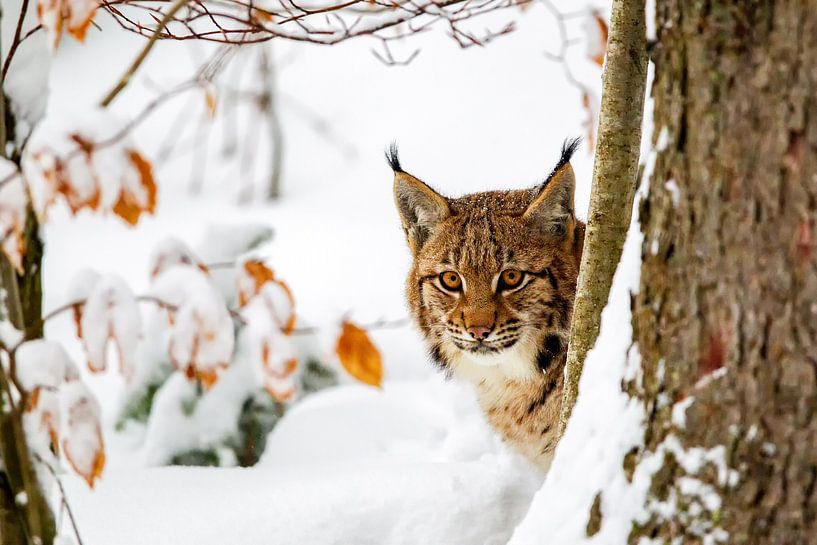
[
  {"x1": 385, "y1": 142, "x2": 402, "y2": 172},
  {"x1": 544, "y1": 137, "x2": 581, "y2": 185}
]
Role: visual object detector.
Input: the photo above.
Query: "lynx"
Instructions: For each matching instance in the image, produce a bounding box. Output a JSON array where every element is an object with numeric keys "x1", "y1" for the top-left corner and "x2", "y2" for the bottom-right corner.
[{"x1": 389, "y1": 139, "x2": 584, "y2": 471}]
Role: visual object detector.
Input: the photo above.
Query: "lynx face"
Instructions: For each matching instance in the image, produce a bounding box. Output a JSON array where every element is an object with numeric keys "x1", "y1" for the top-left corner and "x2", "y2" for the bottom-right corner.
[{"x1": 390, "y1": 141, "x2": 584, "y2": 383}]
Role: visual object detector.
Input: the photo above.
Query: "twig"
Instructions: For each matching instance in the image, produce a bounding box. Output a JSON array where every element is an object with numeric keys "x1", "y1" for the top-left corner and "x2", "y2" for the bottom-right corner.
[
  {"x1": 1, "y1": 0, "x2": 31, "y2": 78},
  {"x1": 8, "y1": 294, "x2": 248, "y2": 354},
  {"x1": 291, "y1": 316, "x2": 410, "y2": 336},
  {"x1": 32, "y1": 454, "x2": 85, "y2": 545},
  {"x1": 100, "y1": 0, "x2": 193, "y2": 107},
  {"x1": 541, "y1": 0, "x2": 598, "y2": 150}
]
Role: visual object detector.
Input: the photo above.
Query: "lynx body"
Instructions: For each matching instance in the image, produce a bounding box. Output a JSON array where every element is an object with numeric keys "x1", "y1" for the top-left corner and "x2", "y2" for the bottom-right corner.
[{"x1": 390, "y1": 141, "x2": 584, "y2": 471}]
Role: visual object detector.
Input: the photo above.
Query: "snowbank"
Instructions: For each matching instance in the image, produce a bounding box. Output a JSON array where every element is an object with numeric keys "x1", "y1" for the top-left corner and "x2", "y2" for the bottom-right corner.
[{"x1": 66, "y1": 379, "x2": 542, "y2": 545}]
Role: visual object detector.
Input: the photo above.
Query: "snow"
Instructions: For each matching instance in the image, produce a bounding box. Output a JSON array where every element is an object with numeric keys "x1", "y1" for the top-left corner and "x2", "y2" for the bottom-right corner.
[
  {"x1": 664, "y1": 178, "x2": 680, "y2": 207},
  {"x1": 67, "y1": 377, "x2": 542, "y2": 545},
  {"x1": 65, "y1": 268, "x2": 101, "y2": 304},
  {"x1": 65, "y1": 454, "x2": 538, "y2": 545},
  {"x1": 148, "y1": 237, "x2": 202, "y2": 279},
  {"x1": 671, "y1": 395, "x2": 695, "y2": 429},
  {"x1": 16, "y1": 339, "x2": 80, "y2": 391},
  {"x1": 1, "y1": 0, "x2": 51, "y2": 141}
]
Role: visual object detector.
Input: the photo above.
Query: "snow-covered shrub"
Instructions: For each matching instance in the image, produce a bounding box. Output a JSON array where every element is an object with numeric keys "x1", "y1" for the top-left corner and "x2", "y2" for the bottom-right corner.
[
  {"x1": 1, "y1": 108, "x2": 383, "y2": 500},
  {"x1": 114, "y1": 229, "x2": 342, "y2": 467}
]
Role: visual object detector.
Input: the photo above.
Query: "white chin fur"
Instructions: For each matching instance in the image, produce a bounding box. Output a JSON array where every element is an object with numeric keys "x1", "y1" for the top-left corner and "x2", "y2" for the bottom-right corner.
[{"x1": 447, "y1": 340, "x2": 538, "y2": 383}]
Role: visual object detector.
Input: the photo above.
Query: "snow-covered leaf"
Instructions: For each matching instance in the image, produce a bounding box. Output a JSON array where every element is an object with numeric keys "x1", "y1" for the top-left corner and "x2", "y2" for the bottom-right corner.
[
  {"x1": 111, "y1": 151, "x2": 157, "y2": 226},
  {"x1": 149, "y1": 238, "x2": 206, "y2": 279},
  {"x1": 16, "y1": 339, "x2": 80, "y2": 394},
  {"x1": 336, "y1": 321, "x2": 383, "y2": 388},
  {"x1": 36, "y1": 0, "x2": 100, "y2": 50},
  {"x1": 80, "y1": 274, "x2": 142, "y2": 379},
  {"x1": 59, "y1": 381, "x2": 105, "y2": 487},
  {"x1": 0, "y1": 158, "x2": 29, "y2": 272},
  {"x1": 237, "y1": 259, "x2": 274, "y2": 306},
  {"x1": 17, "y1": 340, "x2": 80, "y2": 457},
  {"x1": 237, "y1": 259, "x2": 295, "y2": 333},
  {"x1": 22, "y1": 108, "x2": 157, "y2": 225},
  {"x1": 241, "y1": 291, "x2": 299, "y2": 402},
  {"x1": 152, "y1": 266, "x2": 234, "y2": 388}
]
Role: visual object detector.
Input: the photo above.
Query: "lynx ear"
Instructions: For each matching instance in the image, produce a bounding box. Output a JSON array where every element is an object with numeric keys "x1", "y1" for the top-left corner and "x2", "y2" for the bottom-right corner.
[
  {"x1": 388, "y1": 145, "x2": 450, "y2": 255},
  {"x1": 523, "y1": 138, "x2": 579, "y2": 237}
]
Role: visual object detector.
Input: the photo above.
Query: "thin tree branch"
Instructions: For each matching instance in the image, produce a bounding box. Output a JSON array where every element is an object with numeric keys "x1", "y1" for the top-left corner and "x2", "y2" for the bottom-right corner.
[
  {"x1": 1, "y1": 0, "x2": 30, "y2": 78},
  {"x1": 99, "y1": 0, "x2": 193, "y2": 107},
  {"x1": 32, "y1": 454, "x2": 85, "y2": 545}
]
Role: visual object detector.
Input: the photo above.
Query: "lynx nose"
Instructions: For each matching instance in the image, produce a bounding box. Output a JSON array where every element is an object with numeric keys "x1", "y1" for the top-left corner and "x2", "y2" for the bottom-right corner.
[{"x1": 466, "y1": 325, "x2": 492, "y2": 341}]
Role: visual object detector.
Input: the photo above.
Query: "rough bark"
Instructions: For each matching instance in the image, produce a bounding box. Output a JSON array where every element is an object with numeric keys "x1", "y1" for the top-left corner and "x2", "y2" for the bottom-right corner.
[
  {"x1": 560, "y1": 0, "x2": 648, "y2": 434},
  {"x1": 628, "y1": 2, "x2": 817, "y2": 543}
]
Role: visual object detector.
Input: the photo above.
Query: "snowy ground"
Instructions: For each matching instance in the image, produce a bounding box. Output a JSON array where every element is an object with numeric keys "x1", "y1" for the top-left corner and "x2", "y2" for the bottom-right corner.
[{"x1": 17, "y1": 0, "x2": 620, "y2": 542}]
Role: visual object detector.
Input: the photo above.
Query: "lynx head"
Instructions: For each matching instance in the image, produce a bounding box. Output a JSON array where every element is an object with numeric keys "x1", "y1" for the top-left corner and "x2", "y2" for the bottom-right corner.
[{"x1": 390, "y1": 140, "x2": 584, "y2": 383}]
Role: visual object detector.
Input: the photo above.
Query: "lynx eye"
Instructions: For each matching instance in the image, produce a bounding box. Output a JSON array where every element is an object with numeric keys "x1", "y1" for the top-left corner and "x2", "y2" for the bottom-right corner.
[
  {"x1": 439, "y1": 271, "x2": 462, "y2": 292},
  {"x1": 498, "y1": 269, "x2": 525, "y2": 291}
]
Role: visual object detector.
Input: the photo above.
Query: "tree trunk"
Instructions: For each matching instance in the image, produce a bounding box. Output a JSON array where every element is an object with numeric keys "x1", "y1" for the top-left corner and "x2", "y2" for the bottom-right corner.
[
  {"x1": 0, "y1": 6, "x2": 54, "y2": 538},
  {"x1": 560, "y1": 0, "x2": 648, "y2": 434},
  {"x1": 630, "y1": 1, "x2": 817, "y2": 542}
]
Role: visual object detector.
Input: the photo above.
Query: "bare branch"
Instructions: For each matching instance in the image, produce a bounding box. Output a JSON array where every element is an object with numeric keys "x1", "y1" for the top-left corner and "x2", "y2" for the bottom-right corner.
[
  {"x1": 32, "y1": 454, "x2": 86, "y2": 545},
  {"x1": 1, "y1": 0, "x2": 31, "y2": 78},
  {"x1": 99, "y1": 0, "x2": 193, "y2": 106}
]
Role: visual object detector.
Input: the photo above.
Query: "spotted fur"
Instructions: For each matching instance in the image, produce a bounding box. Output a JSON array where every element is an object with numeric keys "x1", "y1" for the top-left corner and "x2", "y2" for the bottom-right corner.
[{"x1": 391, "y1": 141, "x2": 584, "y2": 471}]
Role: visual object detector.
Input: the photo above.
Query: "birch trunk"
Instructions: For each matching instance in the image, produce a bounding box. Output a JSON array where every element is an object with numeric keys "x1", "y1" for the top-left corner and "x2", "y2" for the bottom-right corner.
[{"x1": 560, "y1": 0, "x2": 648, "y2": 433}]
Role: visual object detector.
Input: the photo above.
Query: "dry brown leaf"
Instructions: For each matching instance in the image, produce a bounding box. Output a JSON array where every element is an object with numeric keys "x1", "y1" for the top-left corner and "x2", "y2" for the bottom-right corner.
[
  {"x1": 250, "y1": 7, "x2": 274, "y2": 22},
  {"x1": 336, "y1": 321, "x2": 383, "y2": 388},
  {"x1": 72, "y1": 304, "x2": 83, "y2": 338},
  {"x1": 196, "y1": 368, "x2": 220, "y2": 390},
  {"x1": 26, "y1": 389, "x2": 61, "y2": 454},
  {"x1": 204, "y1": 87, "x2": 218, "y2": 118},
  {"x1": 25, "y1": 387, "x2": 42, "y2": 412},
  {"x1": 261, "y1": 350, "x2": 298, "y2": 402},
  {"x1": 0, "y1": 159, "x2": 29, "y2": 273},
  {"x1": 61, "y1": 382, "x2": 106, "y2": 488},
  {"x1": 239, "y1": 260, "x2": 276, "y2": 306},
  {"x1": 274, "y1": 279, "x2": 297, "y2": 334},
  {"x1": 112, "y1": 150, "x2": 157, "y2": 226},
  {"x1": 237, "y1": 260, "x2": 296, "y2": 333},
  {"x1": 588, "y1": 10, "x2": 609, "y2": 66},
  {"x1": 581, "y1": 91, "x2": 596, "y2": 153},
  {"x1": 37, "y1": 0, "x2": 99, "y2": 49},
  {"x1": 65, "y1": 431, "x2": 105, "y2": 488}
]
